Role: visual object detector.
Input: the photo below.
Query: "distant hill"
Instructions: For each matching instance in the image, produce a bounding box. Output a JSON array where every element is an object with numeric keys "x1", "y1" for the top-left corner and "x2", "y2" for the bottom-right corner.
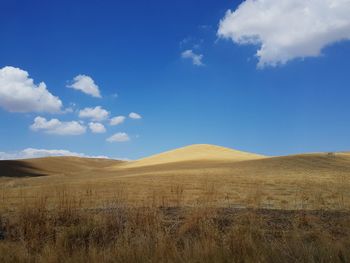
[{"x1": 120, "y1": 144, "x2": 265, "y2": 168}]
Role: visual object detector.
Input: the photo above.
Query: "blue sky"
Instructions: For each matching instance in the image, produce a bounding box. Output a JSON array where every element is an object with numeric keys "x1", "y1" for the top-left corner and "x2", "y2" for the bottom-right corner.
[{"x1": 1, "y1": 0, "x2": 350, "y2": 160}]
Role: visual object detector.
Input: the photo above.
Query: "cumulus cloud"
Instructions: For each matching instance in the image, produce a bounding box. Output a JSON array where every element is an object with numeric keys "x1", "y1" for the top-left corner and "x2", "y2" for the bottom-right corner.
[
  {"x1": 129, "y1": 112, "x2": 142, "y2": 119},
  {"x1": 88, "y1": 122, "x2": 106, "y2": 133},
  {"x1": 106, "y1": 132, "x2": 130, "y2": 142},
  {"x1": 110, "y1": 116, "x2": 126, "y2": 126},
  {"x1": 218, "y1": 0, "x2": 350, "y2": 67},
  {"x1": 30, "y1": 116, "x2": 86, "y2": 135},
  {"x1": 0, "y1": 148, "x2": 109, "y2": 160},
  {"x1": 67, "y1": 74, "x2": 101, "y2": 98},
  {"x1": 0, "y1": 66, "x2": 62, "y2": 113},
  {"x1": 181, "y1": 50, "x2": 204, "y2": 66},
  {"x1": 78, "y1": 106, "x2": 109, "y2": 121}
]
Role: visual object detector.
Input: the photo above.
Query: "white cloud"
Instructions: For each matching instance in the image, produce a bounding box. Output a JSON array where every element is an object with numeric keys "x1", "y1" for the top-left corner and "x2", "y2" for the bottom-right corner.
[
  {"x1": 181, "y1": 50, "x2": 204, "y2": 66},
  {"x1": 129, "y1": 112, "x2": 142, "y2": 119},
  {"x1": 89, "y1": 122, "x2": 106, "y2": 133},
  {"x1": 106, "y1": 132, "x2": 130, "y2": 142},
  {"x1": 110, "y1": 115, "x2": 126, "y2": 126},
  {"x1": 0, "y1": 148, "x2": 109, "y2": 160},
  {"x1": 78, "y1": 106, "x2": 109, "y2": 121},
  {"x1": 0, "y1": 66, "x2": 62, "y2": 113},
  {"x1": 218, "y1": 0, "x2": 350, "y2": 67},
  {"x1": 30, "y1": 116, "x2": 86, "y2": 135},
  {"x1": 67, "y1": 74, "x2": 101, "y2": 98}
]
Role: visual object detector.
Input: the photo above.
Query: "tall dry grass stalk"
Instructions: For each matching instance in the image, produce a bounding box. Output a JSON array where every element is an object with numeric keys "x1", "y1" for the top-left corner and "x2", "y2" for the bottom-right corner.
[{"x1": 0, "y1": 186, "x2": 350, "y2": 263}]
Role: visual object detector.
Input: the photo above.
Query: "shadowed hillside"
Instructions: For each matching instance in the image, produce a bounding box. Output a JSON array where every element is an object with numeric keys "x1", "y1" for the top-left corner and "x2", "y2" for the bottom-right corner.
[
  {"x1": 0, "y1": 156, "x2": 123, "y2": 177},
  {"x1": 0, "y1": 160, "x2": 46, "y2": 178}
]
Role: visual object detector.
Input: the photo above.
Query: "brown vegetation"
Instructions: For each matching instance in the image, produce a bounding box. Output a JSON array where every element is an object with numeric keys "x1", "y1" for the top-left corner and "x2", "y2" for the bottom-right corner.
[
  {"x1": 1, "y1": 190, "x2": 350, "y2": 263},
  {"x1": 1, "y1": 145, "x2": 350, "y2": 262}
]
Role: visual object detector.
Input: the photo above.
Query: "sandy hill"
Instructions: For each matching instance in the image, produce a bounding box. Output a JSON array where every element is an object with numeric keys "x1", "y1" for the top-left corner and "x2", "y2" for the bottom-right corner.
[{"x1": 120, "y1": 144, "x2": 265, "y2": 168}]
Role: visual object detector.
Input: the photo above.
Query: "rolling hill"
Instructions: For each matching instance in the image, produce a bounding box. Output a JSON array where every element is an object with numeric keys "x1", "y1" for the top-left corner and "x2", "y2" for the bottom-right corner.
[
  {"x1": 119, "y1": 144, "x2": 265, "y2": 168},
  {"x1": 1, "y1": 144, "x2": 350, "y2": 209}
]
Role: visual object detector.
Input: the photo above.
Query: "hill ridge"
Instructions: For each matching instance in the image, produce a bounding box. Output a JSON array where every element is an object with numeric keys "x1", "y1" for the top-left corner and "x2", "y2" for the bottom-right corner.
[{"x1": 120, "y1": 144, "x2": 265, "y2": 168}]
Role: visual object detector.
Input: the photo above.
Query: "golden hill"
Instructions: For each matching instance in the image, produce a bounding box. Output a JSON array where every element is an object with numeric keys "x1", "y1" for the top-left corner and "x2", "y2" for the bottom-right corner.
[
  {"x1": 0, "y1": 145, "x2": 350, "y2": 210},
  {"x1": 119, "y1": 144, "x2": 265, "y2": 168}
]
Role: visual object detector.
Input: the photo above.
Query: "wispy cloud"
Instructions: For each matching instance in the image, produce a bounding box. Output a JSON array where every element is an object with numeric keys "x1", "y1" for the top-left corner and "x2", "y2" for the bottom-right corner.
[
  {"x1": 181, "y1": 50, "x2": 204, "y2": 66},
  {"x1": 129, "y1": 112, "x2": 142, "y2": 120},
  {"x1": 110, "y1": 116, "x2": 126, "y2": 126},
  {"x1": 0, "y1": 148, "x2": 110, "y2": 160},
  {"x1": 106, "y1": 132, "x2": 130, "y2": 142}
]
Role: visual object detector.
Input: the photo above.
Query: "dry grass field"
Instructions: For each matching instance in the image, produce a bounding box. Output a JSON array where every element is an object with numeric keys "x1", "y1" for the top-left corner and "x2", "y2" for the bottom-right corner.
[
  {"x1": 1, "y1": 144, "x2": 350, "y2": 262},
  {"x1": 1, "y1": 144, "x2": 349, "y2": 210}
]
